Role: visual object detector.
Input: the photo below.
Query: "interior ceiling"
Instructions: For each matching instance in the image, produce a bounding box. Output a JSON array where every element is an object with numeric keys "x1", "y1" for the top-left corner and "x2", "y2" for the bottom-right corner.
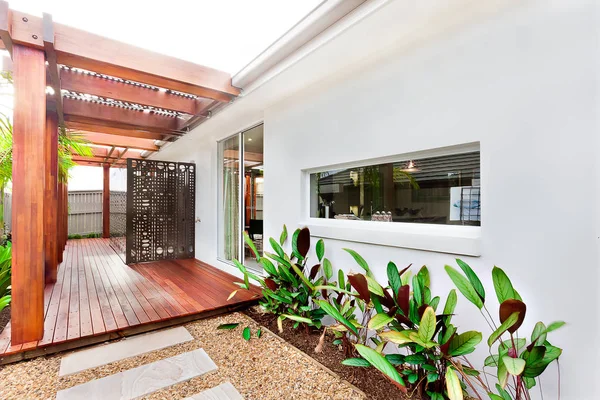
[{"x1": 242, "y1": 124, "x2": 264, "y2": 154}]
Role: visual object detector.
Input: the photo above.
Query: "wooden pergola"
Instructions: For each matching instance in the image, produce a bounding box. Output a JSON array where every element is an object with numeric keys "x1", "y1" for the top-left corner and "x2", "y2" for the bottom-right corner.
[{"x1": 0, "y1": 2, "x2": 240, "y2": 345}]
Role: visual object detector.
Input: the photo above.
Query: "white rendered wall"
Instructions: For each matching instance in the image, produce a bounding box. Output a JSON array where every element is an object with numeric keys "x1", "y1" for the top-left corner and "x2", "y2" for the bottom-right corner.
[{"x1": 155, "y1": 1, "x2": 598, "y2": 398}]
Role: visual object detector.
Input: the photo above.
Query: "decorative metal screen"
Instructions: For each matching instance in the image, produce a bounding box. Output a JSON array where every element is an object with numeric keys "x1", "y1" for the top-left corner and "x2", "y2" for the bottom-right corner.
[
  {"x1": 109, "y1": 190, "x2": 127, "y2": 261},
  {"x1": 126, "y1": 159, "x2": 196, "y2": 264}
]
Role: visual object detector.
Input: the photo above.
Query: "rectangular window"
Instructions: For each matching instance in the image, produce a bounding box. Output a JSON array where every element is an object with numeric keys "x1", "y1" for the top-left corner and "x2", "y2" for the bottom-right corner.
[
  {"x1": 217, "y1": 124, "x2": 264, "y2": 270},
  {"x1": 309, "y1": 151, "x2": 480, "y2": 226}
]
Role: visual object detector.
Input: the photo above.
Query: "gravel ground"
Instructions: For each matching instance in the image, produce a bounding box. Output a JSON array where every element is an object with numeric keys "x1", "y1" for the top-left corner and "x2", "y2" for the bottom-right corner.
[{"x1": 0, "y1": 312, "x2": 365, "y2": 400}]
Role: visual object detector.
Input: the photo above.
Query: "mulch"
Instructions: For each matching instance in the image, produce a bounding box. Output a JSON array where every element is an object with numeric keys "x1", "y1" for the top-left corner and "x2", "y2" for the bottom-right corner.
[
  {"x1": 0, "y1": 306, "x2": 9, "y2": 335},
  {"x1": 245, "y1": 307, "x2": 412, "y2": 400}
]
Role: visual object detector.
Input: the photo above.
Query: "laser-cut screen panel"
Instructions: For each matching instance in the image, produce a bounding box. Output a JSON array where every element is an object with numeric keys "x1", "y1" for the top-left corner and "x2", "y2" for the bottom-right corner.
[{"x1": 126, "y1": 159, "x2": 195, "y2": 264}]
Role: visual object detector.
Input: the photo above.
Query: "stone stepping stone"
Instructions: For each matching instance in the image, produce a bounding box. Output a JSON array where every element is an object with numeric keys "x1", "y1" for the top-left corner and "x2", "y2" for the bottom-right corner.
[
  {"x1": 59, "y1": 327, "x2": 194, "y2": 376},
  {"x1": 56, "y1": 348, "x2": 217, "y2": 400},
  {"x1": 184, "y1": 382, "x2": 244, "y2": 400}
]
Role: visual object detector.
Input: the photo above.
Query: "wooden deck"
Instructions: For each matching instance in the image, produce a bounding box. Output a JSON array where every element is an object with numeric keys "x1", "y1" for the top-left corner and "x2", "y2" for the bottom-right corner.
[{"x1": 0, "y1": 238, "x2": 261, "y2": 363}]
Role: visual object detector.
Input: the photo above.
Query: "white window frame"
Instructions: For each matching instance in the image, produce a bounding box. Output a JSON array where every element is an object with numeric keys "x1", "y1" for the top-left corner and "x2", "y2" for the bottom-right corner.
[
  {"x1": 301, "y1": 142, "x2": 482, "y2": 256},
  {"x1": 216, "y1": 122, "x2": 265, "y2": 270}
]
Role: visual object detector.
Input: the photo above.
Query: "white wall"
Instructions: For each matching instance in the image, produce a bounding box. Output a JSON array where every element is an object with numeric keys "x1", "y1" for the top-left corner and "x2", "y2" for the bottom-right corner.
[{"x1": 155, "y1": 0, "x2": 598, "y2": 398}]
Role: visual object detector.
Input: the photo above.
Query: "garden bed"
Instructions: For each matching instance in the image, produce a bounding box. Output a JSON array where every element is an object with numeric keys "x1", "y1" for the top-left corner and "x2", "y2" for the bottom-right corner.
[
  {"x1": 245, "y1": 307, "x2": 410, "y2": 400},
  {"x1": 0, "y1": 306, "x2": 9, "y2": 335}
]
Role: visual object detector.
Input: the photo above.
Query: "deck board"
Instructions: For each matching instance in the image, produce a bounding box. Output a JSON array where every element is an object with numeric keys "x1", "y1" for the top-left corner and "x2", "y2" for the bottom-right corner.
[{"x1": 0, "y1": 238, "x2": 261, "y2": 361}]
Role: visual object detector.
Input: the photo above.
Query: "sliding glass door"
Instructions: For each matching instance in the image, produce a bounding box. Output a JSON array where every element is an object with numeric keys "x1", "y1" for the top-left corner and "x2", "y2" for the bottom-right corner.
[{"x1": 218, "y1": 123, "x2": 264, "y2": 271}]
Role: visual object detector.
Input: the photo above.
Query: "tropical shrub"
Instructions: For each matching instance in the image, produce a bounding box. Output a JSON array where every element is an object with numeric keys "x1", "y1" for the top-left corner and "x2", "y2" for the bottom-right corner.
[
  {"x1": 0, "y1": 242, "x2": 11, "y2": 312},
  {"x1": 320, "y1": 249, "x2": 483, "y2": 399},
  {"x1": 231, "y1": 225, "x2": 336, "y2": 331},
  {"x1": 445, "y1": 259, "x2": 564, "y2": 400}
]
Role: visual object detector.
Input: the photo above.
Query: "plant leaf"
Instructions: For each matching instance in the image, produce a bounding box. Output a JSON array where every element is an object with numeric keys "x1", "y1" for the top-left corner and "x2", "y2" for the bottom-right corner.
[
  {"x1": 488, "y1": 312, "x2": 519, "y2": 347},
  {"x1": 242, "y1": 327, "x2": 251, "y2": 341},
  {"x1": 355, "y1": 344, "x2": 406, "y2": 391},
  {"x1": 217, "y1": 323, "x2": 239, "y2": 330},
  {"x1": 279, "y1": 224, "x2": 288, "y2": 245},
  {"x1": 343, "y1": 248, "x2": 373, "y2": 278},
  {"x1": 379, "y1": 330, "x2": 412, "y2": 345},
  {"x1": 316, "y1": 239, "x2": 325, "y2": 262},
  {"x1": 294, "y1": 227, "x2": 311, "y2": 258},
  {"x1": 449, "y1": 331, "x2": 482, "y2": 356},
  {"x1": 502, "y1": 356, "x2": 526, "y2": 376},
  {"x1": 269, "y1": 238, "x2": 286, "y2": 260},
  {"x1": 443, "y1": 289, "x2": 458, "y2": 318},
  {"x1": 445, "y1": 367, "x2": 463, "y2": 400},
  {"x1": 545, "y1": 321, "x2": 566, "y2": 333},
  {"x1": 316, "y1": 300, "x2": 359, "y2": 336},
  {"x1": 492, "y1": 266, "x2": 517, "y2": 304},
  {"x1": 387, "y1": 262, "x2": 401, "y2": 296},
  {"x1": 227, "y1": 290, "x2": 239, "y2": 301},
  {"x1": 366, "y1": 275, "x2": 385, "y2": 297},
  {"x1": 368, "y1": 313, "x2": 393, "y2": 331},
  {"x1": 445, "y1": 265, "x2": 483, "y2": 309},
  {"x1": 417, "y1": 266, "x2": 430, "y2": 288},
  {"x1": 323, "y1": 258, "x2": 333, "y2": 280},
  {"x1": 531, "y1": 322, "x2": 547, "y2": 346},
  {"x1": 259, "y1": 258, "x2": 278, "y2": 277},
  {"x1": 243, "y1": 232, "x2": 260, "y2": 261},
  {"x1": 499, "y1": 299, "x2": 526, "y2": 333},
  {"x1": 282, "y1": 314, "x2": 313, "y2": 324},
  {"x1": 456, "y1": 259, "x2": 485, "y2": 302},
  {"x1": 256, "y1": 328, "x2": 262, "y2": 338},
  {"x1": 418, "y1": 306, "x2": 436, "y2": 342},
  {"x1": 347, "y1": 273, "x2": 370, "y2": 303},
  {"x1": 342, "y1": 358, "x2": 371, "y2": 367}
]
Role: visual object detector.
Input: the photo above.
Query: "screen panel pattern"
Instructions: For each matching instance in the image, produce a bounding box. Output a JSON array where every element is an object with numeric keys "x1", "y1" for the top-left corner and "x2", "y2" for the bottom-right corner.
[{"x1": 126, "y1": 159, "x2": 195, "y2": 264}]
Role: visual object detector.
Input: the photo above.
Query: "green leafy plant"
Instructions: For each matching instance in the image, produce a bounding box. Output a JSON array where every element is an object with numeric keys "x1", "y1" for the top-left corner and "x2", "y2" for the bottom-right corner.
[
  {"x1": 319, "y1": 250, "x2": 483, "y2": 398},
  {"x1": 446, "y1": 259, "x2": 565, "y2": 400},
  {"x1": 0, "y1": 242, "x2": 11, "y2": 312},
  {"x1": 230, "y1": 225, "x2": 337, "y2": 332}
]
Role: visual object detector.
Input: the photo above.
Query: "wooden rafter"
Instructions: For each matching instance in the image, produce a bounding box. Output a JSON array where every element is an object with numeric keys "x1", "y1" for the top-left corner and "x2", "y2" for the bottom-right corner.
[
  {"x1": 103, "y1": 146, "x2": 115, "y2": 162},
  {"x1": 60, "y1": 68, "x2": 214, "y2": 115},
  {"x1": 75, "y1": 146, "x2": 139, "y2": 160},
  {"x1": 63, "y1": 97, "x2": 182, "y2": 132},
  {"x1": 66, "y1": 121, "x2": 170, "y2": 141},
  {"x1": 112, "y1": 147, "x2": 129, "y2": 166},
  {"x1": 80, "y1": 132, "x2": 159, "y2": 152},
  {"x1": 4, "y1": 7, "x2": 239, "y2": 101},
  {"x1": 72, "y1": 155, "x2": 126, "y2": 166}
]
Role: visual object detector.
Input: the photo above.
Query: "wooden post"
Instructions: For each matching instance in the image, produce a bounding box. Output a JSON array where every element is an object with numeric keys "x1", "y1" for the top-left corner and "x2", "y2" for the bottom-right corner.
[
  {"x1": 11, "y1": 44, "x2": 46, "y2": 344},
  {"x1": 57, "y1": 182, "x2": 63, "y2": 264},
  {"x1": 44, "y1": 110, "x2": 59, "y2": 283},
  {"x1": 64, "y1": 183, "x2": 68, "y2": 248},
  {"x1": 103, "y1": 163, "x2": 110, "y2": 238}
]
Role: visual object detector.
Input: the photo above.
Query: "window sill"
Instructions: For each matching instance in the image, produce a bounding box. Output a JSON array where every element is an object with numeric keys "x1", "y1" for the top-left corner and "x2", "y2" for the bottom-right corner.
[{"x1": 302, "y1": 218, "x2": 481, "y2": 256}]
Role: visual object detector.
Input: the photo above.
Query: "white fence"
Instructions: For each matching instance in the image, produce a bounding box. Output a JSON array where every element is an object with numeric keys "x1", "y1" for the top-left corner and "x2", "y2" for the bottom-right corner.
[
  {"x1": 68, "y1": 190, "x2": 103, "y2": 236},
  {"x1": 1, "y1": 190, "x2": 127, "y2": 236}
]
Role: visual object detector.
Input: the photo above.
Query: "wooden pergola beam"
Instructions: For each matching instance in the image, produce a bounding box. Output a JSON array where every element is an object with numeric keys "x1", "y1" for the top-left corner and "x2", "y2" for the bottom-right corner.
[
  {"x1": 44, "y1": 107, "x2": 59, "y2": 284},
  {"x1": 80, "y1": 132, "x2": 159, "y2": 152},
  {"x1": 6, "y1": 8, "x2": 239, "y2": 101},
  {"x1": 0, "y1": 1, "x2": 13, "y2": 56},
  {"x1": 66, "y1": 121, "x2": 170, "y2": 141},
  {"x1": 76, "y1": 147, "x2": 139, "y2": 160},
  {"x1": 71, "y1": 155, "x2": 126, "y2": 166},
  {"x1": 60, "y1": 68, "x2": 214, "y2": 115},
  {"x1": 63, "y1": 97, "x2": 182, "y2": 133},
  {"x1": 43, "y1": 12, "x2": 64, "y2": 126}
]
